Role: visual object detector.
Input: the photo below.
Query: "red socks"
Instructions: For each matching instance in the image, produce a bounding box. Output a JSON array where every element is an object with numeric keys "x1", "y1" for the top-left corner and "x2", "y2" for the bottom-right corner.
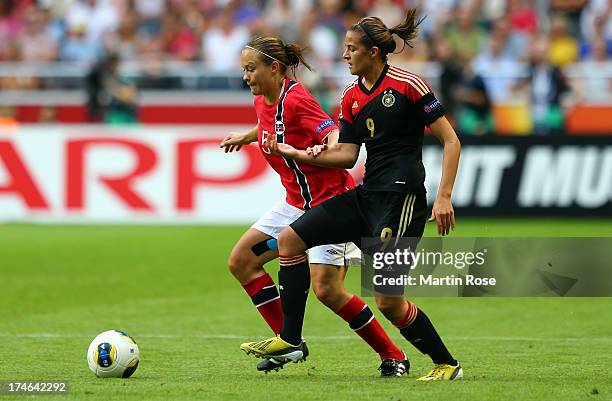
[
  {"x1": 336, "y1": 295, "x2": 405, "y2": 361},
  {"x1": 241, "y1": 273, "x2": 282, "y2": 335}
]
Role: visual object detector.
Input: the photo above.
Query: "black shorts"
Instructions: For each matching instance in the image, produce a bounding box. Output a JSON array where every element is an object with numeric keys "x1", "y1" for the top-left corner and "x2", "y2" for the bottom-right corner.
[
  {"x1": 291, "y1": 186, "x2": 427, "y2": 253},
  {"x1": 291, "y1": 187, "x2": 427, "y2": 295}
]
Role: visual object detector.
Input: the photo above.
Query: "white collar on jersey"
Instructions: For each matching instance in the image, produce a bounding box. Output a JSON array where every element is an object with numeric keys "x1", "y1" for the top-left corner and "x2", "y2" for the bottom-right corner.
[{"x1": 277, "y1": 79, "x2": 286, "y2": 102}]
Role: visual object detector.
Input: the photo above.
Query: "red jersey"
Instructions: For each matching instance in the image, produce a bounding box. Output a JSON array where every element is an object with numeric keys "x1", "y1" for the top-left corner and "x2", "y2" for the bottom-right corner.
[{"x1": 254, "y1": 78, "x2": 355, "y2": 210}]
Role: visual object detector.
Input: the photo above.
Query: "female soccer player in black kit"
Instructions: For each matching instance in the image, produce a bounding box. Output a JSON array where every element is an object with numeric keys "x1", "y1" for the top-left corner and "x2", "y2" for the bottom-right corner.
[{"x1": 241, "y1": 9, "x2": 462, "y2": 381}]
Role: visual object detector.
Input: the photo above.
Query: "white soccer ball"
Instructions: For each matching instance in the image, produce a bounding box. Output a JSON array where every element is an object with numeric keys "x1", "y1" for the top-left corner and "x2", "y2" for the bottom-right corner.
[{"x1": 87, "y1": 330, "x2": 140, "y2": 378}]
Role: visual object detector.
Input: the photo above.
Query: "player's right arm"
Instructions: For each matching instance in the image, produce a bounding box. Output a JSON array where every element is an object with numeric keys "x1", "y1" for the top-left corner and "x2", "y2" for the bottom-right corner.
[
  {"x1": 220, "y1": 125, "x2": 258, "y2": 153},
  {"x1": 268, "y1": 133, "x2": 359, "y2": 168}
]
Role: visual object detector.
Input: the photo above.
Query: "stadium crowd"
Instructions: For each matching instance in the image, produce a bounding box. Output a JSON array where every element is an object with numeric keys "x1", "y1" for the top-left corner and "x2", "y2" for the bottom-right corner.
[{"x1": 0, "y1": 0, "x2": 611, "y2": 133}]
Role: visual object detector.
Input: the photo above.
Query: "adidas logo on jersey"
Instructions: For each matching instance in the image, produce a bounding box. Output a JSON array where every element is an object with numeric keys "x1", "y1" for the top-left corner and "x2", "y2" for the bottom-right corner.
[
  {"x1": 325, "y1": 249, "x2": 340, "y2": 255},
  {"x1": 352, "y1": 101, "x2": 359, "y2": 109}
]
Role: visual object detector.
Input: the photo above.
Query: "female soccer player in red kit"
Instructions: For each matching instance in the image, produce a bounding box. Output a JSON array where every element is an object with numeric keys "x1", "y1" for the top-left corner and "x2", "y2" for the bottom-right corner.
[
  {"x1": 221, "y1": 36, "x2": 409, "y2": 376},
  {"x1": 241, "y1": 11, "x2": 463, "y2": 381}
]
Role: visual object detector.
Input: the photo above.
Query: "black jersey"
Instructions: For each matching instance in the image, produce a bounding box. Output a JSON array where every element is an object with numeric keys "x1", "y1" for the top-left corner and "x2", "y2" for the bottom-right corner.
[{"x1": 338, "y1": 64, "x2": 445, "y2": 194}]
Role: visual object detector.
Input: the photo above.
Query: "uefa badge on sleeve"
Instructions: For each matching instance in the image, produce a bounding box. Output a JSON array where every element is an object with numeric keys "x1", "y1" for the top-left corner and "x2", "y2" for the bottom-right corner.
[{"x1": 382, "y1": 90, "x2": 395, "y2": 107}]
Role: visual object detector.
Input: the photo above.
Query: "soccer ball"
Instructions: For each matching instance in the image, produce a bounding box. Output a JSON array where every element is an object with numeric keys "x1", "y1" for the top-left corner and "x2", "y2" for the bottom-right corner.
[{"x1": 87, "y1": 330, "x2": 140, "y2": 378}]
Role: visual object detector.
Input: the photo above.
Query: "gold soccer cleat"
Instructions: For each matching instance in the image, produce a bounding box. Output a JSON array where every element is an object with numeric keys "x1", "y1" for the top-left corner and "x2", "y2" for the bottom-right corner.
[
  {"x1": 240, "y1": 336, "x2": 304, "y2": 362},
  {"x1": 417, "y1": 363, "x2": 463, "y2": 381}
]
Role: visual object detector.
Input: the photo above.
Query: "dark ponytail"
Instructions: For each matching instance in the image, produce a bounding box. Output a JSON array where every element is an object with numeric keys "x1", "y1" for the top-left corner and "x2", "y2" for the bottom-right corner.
[
  {"x1": 245, "y1": 36, "x2": 312, "y2": 76},
  {"x1": 389, "y1": 8, "x2": 423, "y2": 50},
  {"x1": 285, "y1": 43, "x2": 312, "y2": 71},
  {"x1": 351, "y1": 8, "x2": 424, "y2": 60},
  {"x1": 284, "y1": 43, "x2": 313, "y2": 76}
]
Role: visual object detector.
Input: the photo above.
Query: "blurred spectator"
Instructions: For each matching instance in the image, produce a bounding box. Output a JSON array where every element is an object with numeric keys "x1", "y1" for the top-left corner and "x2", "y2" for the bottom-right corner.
[
  {"x1": 580, "y1": 13, "x2": 612, "y2": 58},
  {"x1": 232, "y1": 0, "x2": 262, "y2": 31},
  {"x1": 453, "y1": 49, "x2": 494, "y2": 136},
  {"x1": 86, "y1": 54, "x2": 110, "y2": 121},
  {"x1": 40, "y1": 1, "x2": 70, "y2": 45},
  {"x1": 515, "y1": 36, "x2": 570, "y2": 135},
  {"x1": 489, "y1": 17, "x2": 529, "y2": 60},
  {"x1": 389, "y1": 38, "x2": 430, "y2": 64},
  {"x1": 106, "y1": 6, "x2": 141, "y2": 61},
  {"x1": 412, "y1": 0, "x2": 456, "y2": 38},
  {"x1": 262, "y1": 0, "x2": 300, "y2": 42},
  {"x1": 579, "y1": 0, "x2": 612, "y2": 43},
  {"x1": 435, "y1": 39, "x2": 462, "y2": 117},
  {"x1": 86, "y1": 53, "x2": 138, "y2": 123},
  {"x1": 134, "y1": 0, "x2": 165, "y2": 37},
  {"x1": 430, "y1": 1, "x2": 494, "y2": 135},
  {"x1": 17, "y1": 5, "x2": 57, "y2": 61},
  {"x1": 201, "y1": 7, "x2": 249, "y2": 71},
  {"x1": 473, "y1": 31, "x2": 521, "y2": 103},
  {"x1": 342, "y1": 0, "x2": 369, "y2": 27},
  {"x1": 477, "y1": 0, "x2": 507, "y2": 22},
  {"x1": 455, "y1": 68, "x2": 494, "y2": 135},
  {"x1": 548, "y1": 14, "x2": 578, "y2": 66},
  {"x1": 138, "y1": 37, "x2": 180, "y2": 89},
  {"x1": 163, "y1": 7, "x2": 200, "y2": 61},
  {"x1": 0, "y1": 41, "x2": 36, "y2": 89},
  {"x1": 65, "y1": 0, "x2": 120, "y2": 44},
  {"x1": 0, "y1": 0, "x2": 26, "y2": 60},
  {"x1": 577, "y1": 38, "x2": 612, "y2": 101},
  {"x1": 444, "y1": 6, "x2": 486, "y2": 61},
  {"x1": 0, "y1": 39, "x2": 20, "y2": 63},
  {"x1": 183, "y1": 0, "x2": 209, "y2": 34},
  {"x1": 508, "y1": 0, "x2": 538, "y2": 35},
  {"x1": 303, "y1": 0, "x2": 345, "y2": 69},
  {"x1": 0, "y1": 0, "x2": 611, "y2": 133},
  {"x1": 549, "y1": 0, "x2": 588, "y2": 36},
  {"x1": 369, "y1": 0, "x2": 403, "y2": 27},
  {"x1": 38, "y1": 0, "x2": 71, "y2": 14},
  {"x1": 60, "y1": 24, "x2": 103, "y2": 64}
]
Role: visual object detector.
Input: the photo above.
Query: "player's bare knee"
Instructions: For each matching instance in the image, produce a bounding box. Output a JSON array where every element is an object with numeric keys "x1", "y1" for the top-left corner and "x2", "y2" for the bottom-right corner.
[
  {"x1": 278, "y1": 227, "x2": 306, "y2": 255},
  {"x1": 375, "y1": 296, "x2": 404, "y2": 320},
  {"x1": 226, "y1": 253, "x2": 243, "y2": 276},
  {"x1": 312, "y1": 281, "x2": 341, "y2": 308},
  {"x1": 227, "y1": 251, "x2": 256, "y2": 277}
]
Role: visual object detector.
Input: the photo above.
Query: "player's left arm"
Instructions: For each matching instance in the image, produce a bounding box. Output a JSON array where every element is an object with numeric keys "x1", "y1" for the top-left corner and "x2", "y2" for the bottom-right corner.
[{"x1": 428, "y1": 116, "x2": 461, "y2": 236}]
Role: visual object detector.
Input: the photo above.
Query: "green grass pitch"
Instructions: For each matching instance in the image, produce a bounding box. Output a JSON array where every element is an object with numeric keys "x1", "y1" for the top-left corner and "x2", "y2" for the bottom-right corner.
[{"x1": 1, "y1": 219, "x2": 611, "y2": 401}]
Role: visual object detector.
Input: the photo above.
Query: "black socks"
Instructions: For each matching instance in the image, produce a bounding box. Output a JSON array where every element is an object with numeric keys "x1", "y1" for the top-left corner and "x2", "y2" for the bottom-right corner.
[
  {"x1": 278, "y1": 256, "x2": 310, "y2": 345},
  {"x1": 400, "y1": 308, "x2": 457, "y2": 365}
]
